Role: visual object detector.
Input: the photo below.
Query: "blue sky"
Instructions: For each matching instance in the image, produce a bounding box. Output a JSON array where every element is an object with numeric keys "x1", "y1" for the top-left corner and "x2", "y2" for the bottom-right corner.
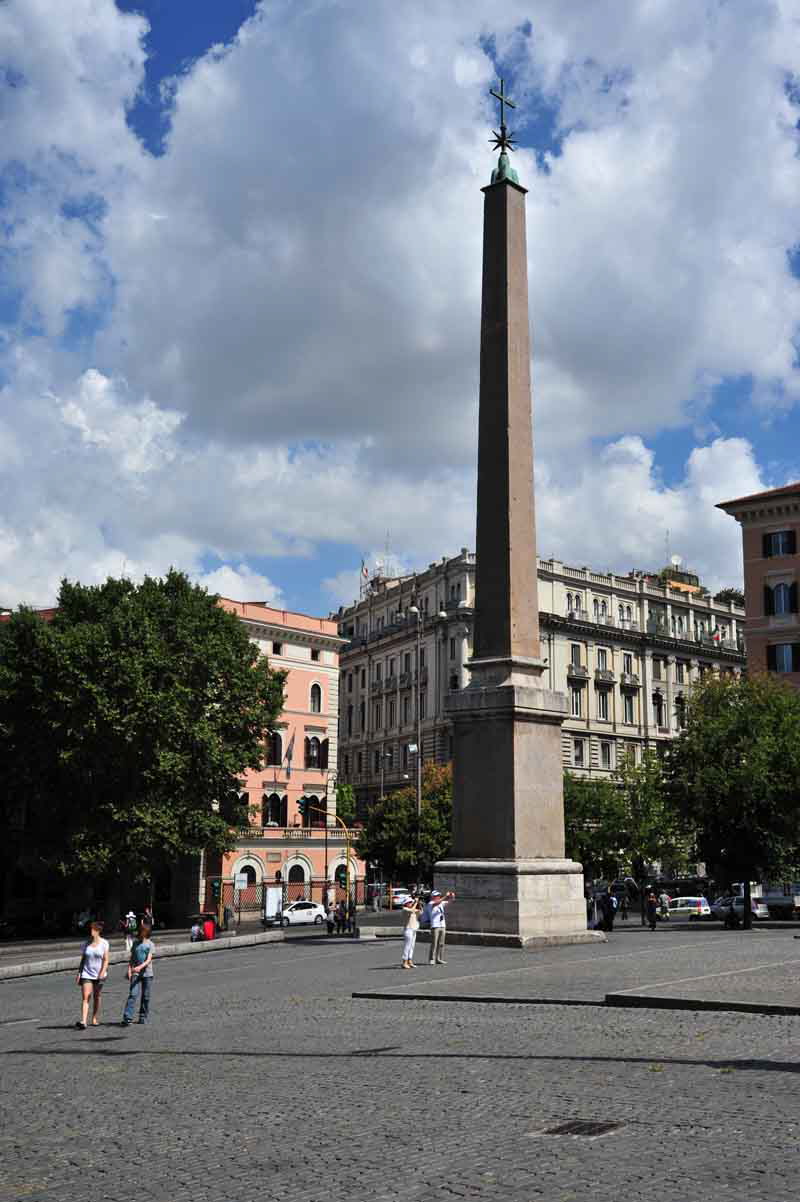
[{"x1": 1, "y1": 0, "x2": 798, "y2": 613}]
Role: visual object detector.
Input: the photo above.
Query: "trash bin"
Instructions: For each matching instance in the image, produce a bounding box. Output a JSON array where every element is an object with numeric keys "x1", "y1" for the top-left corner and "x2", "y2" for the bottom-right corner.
[{"x1": 202, "y1": 914, "x2": 216, "y2": 941}]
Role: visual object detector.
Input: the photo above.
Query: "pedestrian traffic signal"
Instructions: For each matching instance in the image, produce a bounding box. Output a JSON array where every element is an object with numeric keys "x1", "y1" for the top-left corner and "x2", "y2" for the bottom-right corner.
[
  {"x1": 211, "y1": 879, "x2": 221, "y2": 901},
  {"x1": 297, "y1": 798, "x2": 307, "y2": 821}
]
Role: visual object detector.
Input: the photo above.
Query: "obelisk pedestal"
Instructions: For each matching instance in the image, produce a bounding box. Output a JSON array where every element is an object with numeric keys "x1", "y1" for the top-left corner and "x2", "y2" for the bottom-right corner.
[{"x1": 434, "y1": 147, "x2": 601, "y2": 947}]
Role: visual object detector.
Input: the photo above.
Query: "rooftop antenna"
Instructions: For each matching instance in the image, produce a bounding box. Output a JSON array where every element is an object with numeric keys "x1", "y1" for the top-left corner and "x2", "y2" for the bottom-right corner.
[{"x1": 664, "y1": 529, "x2": 670, "y2": 567}]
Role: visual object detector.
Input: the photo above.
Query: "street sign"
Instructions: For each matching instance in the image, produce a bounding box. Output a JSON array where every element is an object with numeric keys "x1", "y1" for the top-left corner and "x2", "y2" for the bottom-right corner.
[{"x1": 234, "y1": 874, "x2": 248, "y2": 890}]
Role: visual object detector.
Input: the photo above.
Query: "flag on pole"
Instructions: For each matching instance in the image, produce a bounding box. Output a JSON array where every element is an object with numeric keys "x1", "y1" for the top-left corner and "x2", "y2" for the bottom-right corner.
[
  {"x1": 361, "y1": 559, "x2": 369, "y2": 580},
  {"x1": 284, "y1": 731, "x2": 295, "y2": 777}
]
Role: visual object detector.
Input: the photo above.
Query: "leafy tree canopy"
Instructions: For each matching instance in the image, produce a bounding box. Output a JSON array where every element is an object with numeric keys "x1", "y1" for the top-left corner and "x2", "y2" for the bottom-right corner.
[
  {"x1": 355, "y1": 762, "x2": 452, "y2": 883},
  {"x1": 714, "y1": 586, "x2": 745, "y2": 608},
  {"x1": 0, "y1": 571, "x2": 286, "y2": 883},
  {"x1": 666, "y1": 673, "x2": 800, "y2": 886},
  {"x1": 334, "y1": 782, "x2": 357, "y2": 829},
  {"x1": 563, "y1": 773, "x2": 627, "y2": 880}
]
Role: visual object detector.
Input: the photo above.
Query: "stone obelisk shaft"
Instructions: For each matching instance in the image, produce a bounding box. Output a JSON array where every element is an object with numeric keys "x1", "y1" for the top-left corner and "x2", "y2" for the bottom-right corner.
[{"x1": 474, "y1": 179, "x2": 540, "y2": 664}]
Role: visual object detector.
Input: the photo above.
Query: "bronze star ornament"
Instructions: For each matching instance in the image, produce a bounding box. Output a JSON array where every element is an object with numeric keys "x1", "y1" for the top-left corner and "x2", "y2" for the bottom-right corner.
[{"x1": 489, "y1": 78, "x2": 518, "y2": 155}]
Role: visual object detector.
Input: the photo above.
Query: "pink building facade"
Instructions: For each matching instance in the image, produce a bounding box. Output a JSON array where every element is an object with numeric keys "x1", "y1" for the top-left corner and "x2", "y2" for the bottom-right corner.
[{"x1": 200, "y1": 599, "x2": 365, "y2": 912}]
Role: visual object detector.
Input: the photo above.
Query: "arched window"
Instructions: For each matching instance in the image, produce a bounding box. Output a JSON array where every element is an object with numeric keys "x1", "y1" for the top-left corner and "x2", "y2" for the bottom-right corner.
[
  {"x1": 600, "y1": 601, "x2": 607, "y2": 619},
  {"x1": 265, "y1": 731, "x2": 282, "y2": 767},
  {"x1": 307, "y1": 794, "x2": 324, "y2": 828},
  {"x1": 305, "y1": 736, "x2": 321, "y2": 769},
  {"x1": 288, "y1": 864, "x2": 306, "y2": 883},
  {"x1": 262, "y1": 792, "x2": 283, "y2": 826},
  {"x1": 310, "y1": 683, "x2": 322, "y2": 714},
  {"x1": 240, "y1": 865, "x2": 257, "y2": 886},
  {"x1": 625, "y1": 606, "x2": 632, "y2": 622},
  {"x1": 593, "y1": 599, "x2": 599, "y2": 618},
  {"x1": 618, "y1": 604, "x2": 624, "y2": 623},
  {"x1": 567, "y1": 593, "x2": 573, "y2": 613}
]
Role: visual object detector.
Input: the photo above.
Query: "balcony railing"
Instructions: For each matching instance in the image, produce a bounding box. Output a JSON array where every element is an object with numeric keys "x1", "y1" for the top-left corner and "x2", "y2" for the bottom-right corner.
[
  {"x1": 620, "y1": 672, "x2": 640, "y2": 688},
  {"x1": 567, "y1": 663, "x2": 589, "y2": 680},
  {"x1": 594, "y1": 668, "x2": 616, "y2": 684},
  {"x1": 399, "y1": 671, "x2": 412, "y2": 688}
]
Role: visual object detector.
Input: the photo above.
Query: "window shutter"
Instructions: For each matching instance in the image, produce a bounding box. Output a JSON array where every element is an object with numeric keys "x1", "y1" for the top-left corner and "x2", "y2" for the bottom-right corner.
[
  {"x1": 763, "y1": 533, "x2": 772, "y2": 558},
  {"x1": 321, "y1": 739, "x2": 329, "y2": 769},
  {"x1": 792, "y1": 583, "x2": 798, "y2": 614},
  {"x1": 767, "y1": 644, "x2": 777, "y2": 671},
  {"x1": 304, "y1": 737, "x2": 310, "y2": 768},
  {"x1": 793, "y1": 645, "x2": 800, "y2": 673},
  {"x1": 764, "y1": 585, "x2": 774, "y2": 616},
  {"x1": 790, "y1": 531, "x2": 798, "y2": 555}
]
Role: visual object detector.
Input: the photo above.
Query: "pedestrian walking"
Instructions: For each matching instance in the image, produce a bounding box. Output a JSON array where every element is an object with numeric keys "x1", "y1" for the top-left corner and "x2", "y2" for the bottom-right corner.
[
  {"x1": 143, "y1": 905, "x2": 154, "y2": 930},
  {"x1": 620, "y1": 895, "x2": 629, "y2": 921},
  {"x1": 334, "y1": 901, "x2": 346, "y2": 935},
  {"x1": 658, "y1": 890, "x2": 670, "y2": 921},
  {"x1": 121, "y1": 922, "x2": 155, "y2": 1026},
  {"x1": 401, "y1": 896, "x2": 422, "y2": 968},
  {"x1": 325, "y1": 905, "x2": 335, "y2": 936},
  {"x1": 646, "y1": 890, "x2": 658, "y2": 931},
  {"x1": 123, "y1": 909, "x2": 137, "y2": 953},
  {"x1": 600, "y1": 888, "x2": 618, "y2": 932},
  {"x1": 422, "y1": 889, "x2": 455, "y2": 964},
  {"x1": 75, "y1": 921, "x2": 109, "y2": 1029}
]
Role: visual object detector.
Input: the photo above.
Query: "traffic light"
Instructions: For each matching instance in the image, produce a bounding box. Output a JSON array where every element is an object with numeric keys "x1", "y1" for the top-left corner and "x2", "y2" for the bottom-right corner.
[
  {"x1": 297, "y1": 798, "x2": 307, "y2": 823},
  {"x1": 211, "y1": 879, "x2": 221, "y2": 902}
]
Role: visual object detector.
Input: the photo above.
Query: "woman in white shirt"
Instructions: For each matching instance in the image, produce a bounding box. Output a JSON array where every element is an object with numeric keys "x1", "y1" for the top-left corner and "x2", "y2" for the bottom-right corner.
[
  {"x1": 75, "y1": 921, "x2": 110, "y2": 1029},
  {"x1": 401, "y1": 897, "x2": 422, "y2": 969}
]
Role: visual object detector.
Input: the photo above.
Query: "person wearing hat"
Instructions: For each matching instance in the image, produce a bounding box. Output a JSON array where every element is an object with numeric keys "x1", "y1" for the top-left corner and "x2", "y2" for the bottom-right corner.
[
  {"x1": 421, "y1": 889, "x2": 455, "y2": 965},
  {"x1": 123, "y1": 910, "x2": 137, "y2": 953}
]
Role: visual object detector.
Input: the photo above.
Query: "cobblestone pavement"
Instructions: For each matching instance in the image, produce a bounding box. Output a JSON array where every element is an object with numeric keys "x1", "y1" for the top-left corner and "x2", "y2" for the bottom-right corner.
[{"x1": 1, "y1": 928, "x2": 799, "y2": 1201}]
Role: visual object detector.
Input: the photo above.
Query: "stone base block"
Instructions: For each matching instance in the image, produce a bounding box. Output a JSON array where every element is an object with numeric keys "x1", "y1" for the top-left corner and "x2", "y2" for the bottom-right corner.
[{"x1": 435, "y1": 857, "x2": 594, "y2": 946}]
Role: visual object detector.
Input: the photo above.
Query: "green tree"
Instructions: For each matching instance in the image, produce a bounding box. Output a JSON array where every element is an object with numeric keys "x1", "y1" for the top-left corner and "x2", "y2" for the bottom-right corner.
[
  {"x1": 714, "y1": 586, "x2": 745, "y2": 608},
  {"x1": 355, "y1": 762, "x2": 452, "y2": 883},
  {"x1": 334, "y1": 782, "x2": 357, "y2": 828},
  {"x1": 563, "y1": 773, "x2": 627, "y2": 880},
  {"x1": 666, "y1": 673, "x2": 800, "y2": 927},
  {"x1": 613, "y1": 748, "x2": 686, "y2": 887},
  {"x1": 0, "y1": 571, "x2": 286, "y2": 904}
]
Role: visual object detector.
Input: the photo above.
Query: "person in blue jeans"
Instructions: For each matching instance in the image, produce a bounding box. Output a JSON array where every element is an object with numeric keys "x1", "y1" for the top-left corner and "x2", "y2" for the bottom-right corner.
[{"x1": 122, "y1": 922, "x2": 154, "y2": 1025}]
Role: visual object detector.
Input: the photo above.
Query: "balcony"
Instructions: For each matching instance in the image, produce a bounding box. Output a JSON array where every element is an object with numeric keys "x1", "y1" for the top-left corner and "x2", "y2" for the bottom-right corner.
[
  {"x1": 620, "y1": 672, "x2": 640, "y2": 689},
  {"x1": 567, "y1": 663, "x2": 589, "y2": 680},
  {"x1": 594, "y1": 668, "x2": 616, "y2": 684},
  {"x1": 384, "y1": 675, "x2": 397, "y2": 691},
  {"x1": 418, "y1": 666, "x2": 429, "y2": 684},
  {"x1": 399, "y1": 671, "x2": 412, "y2": 688},
  {"x1": 370, "y1": 679, "x2": 383, "y2": 694}
]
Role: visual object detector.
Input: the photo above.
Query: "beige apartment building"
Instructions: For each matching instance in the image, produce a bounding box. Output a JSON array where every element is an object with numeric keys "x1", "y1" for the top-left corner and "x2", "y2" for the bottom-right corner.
[{"x1": 334, "y1": 550, "x2": 745, "y2": 810}]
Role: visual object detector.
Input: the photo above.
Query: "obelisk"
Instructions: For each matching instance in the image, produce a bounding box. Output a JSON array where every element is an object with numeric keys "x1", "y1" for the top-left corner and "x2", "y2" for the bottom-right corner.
[{"x1": 434, "y1": 82, "x2": 599, "y2": 947}]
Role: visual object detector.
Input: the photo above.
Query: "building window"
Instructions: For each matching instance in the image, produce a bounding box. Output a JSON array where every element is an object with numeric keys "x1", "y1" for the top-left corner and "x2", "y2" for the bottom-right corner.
[
  {"x1": 593, "y1": 599, "x2": 599, "y2": 618},
  {"x1": 388, "y1": 699, "x2": 396, "y2": 727},
  {"x1": 600, "y1": 741, "x2": 612, "y2": 770},
  {"x1": 597, "y1": 648, "x2": 608, "y2": 670},
  {"x1": 272, "y1": 641, "x2": 283, "y2": 657},
  {"x1": 403, "y1": 652, "x2": 411, "y2": 674},
  {"x1": 600, "y1": 600, "x2": 607, "y2": 620},
  {"x1": 675, "y1": 694, "x2": 687, "y2": 728},
  {"x1": 449, "y1": 637, "x2": 456, "y2": 659},
  {"x1": 389, "y1": 657, "x2": 396, "y2": 677},
  {"x1": 570, "y1": 643, "x2": 582, "y2": 667},
  {"x1": 373, "y1": 749, "x2": 380, "y2": 773},
  {"x1": 597, "y1": 689, "x2": 609, "y2": 720},
  {"x1": 265, "y1": 731, "x2": 282, "y2": 767},
  {"x1": 653, "y1": 691, "x2": 665, "y2": 727},
  {"x1": 622, "y1": 652, "x2": 632, "y2": 675},
  {"x1": 402, "y1": 743, "x2": 409, "y2": 769},
  {"x1": 403, "y1": 696, "x2": 410, "y2": 724},
  {"x1": 375, "y1": 662, "x2": 382, "y2": 681},
  {"x1": 652, "y1": 658, "x2": 663, "y2": 681},
  {"x1": 763, "y1": 530, "x2": 796, "y2": 558},
  {"x1": 343, "y1": 754, "x2": 350, "y2": 778},
  {"x1": 768, "y1": 643, "x2": 800, "y2": 673},
  {"x1": 449, "y1": 673, "x2": 459, "y2": 690},
  {"x1": 357, "y1": 752, "x2": 363, "y2": 775},
  {"x1": 573, "y1": 739, "x2": 585, "y2": 768},
  {"x1": 311, "y1": 648, "x2": 320, "y2": 662},
  {"x1": 567, "y1": 593, "x2": 574, "y2": 613},
  {"x1": 360, "y1": 668, "x2": 366, "y2": 688},
  {"x1": 570, "y1": 687, "x2": 582, "y2": 717},
  {"x1": 623, "y1": 693, "x2": 634, "y2": 724},
  {"x1": 347, "y1": 672, "x2": 353, "y2": 693},
  {"x1": 310, "y1": 683, "x2": 322, "y2": 714},
  {"x1": 347, "y1": 705, "x2": 353, "y2": 736},
  {"x1": 618, "y1": 604, "x2": 624, "y2": 623},
  {"x1": 767, "y1": 582, "x2": 797, "y2": 616},
  {"x1": 359, "y1": 701, "x2": 365, "y2": 730},
  {"x1": 419, "y1": 691, "x2": 427, "y2": 719},
  {"x1": 676, "y1": 660, "x2": 685, "y2": 683},
  {"x1": 419, "y1": 647, "x2": 426, "y2": 670},
  {"x1": 375, "y1": 702, "x2": 382, "y2": 729},
  {"x1": 305, "y1": 736, "x2": 321, "y2": 769}
]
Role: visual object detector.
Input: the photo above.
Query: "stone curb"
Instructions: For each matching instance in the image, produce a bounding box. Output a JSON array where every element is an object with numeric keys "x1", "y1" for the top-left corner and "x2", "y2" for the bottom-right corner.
[
  {"x1": 352, "y1": 991, "x2": 602, "y2": 1006},
  {"x1": 605, "y1": 992, "x2": 800, "y2": 1017},
  {"x1": 0, "y1": 929, "x2": 287, "y2": 981}
]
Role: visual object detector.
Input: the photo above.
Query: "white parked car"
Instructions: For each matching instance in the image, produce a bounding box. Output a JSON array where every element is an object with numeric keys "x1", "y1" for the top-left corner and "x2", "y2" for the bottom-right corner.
[
  {"x1": 711, "y1": 896, "x2": 769, "y2": 922},
  {"x1": 278, "y1": 901, "x2": 327, "y2": 927},
  {"x1": 667, "y1": 896, "x2": 712, "y2": 920},
  {"x1": 391, "y1": 888, "x2": 412, "y2": 909}
]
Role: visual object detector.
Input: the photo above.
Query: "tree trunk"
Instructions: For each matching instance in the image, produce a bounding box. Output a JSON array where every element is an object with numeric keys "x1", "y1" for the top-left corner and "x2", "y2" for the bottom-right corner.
[{"x1": 742, "y1": 876, "x2": 752, "y2": 930}]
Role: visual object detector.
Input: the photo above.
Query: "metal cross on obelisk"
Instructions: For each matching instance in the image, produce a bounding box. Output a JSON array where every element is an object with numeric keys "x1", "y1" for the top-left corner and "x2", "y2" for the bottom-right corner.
[{"x1": 489, "y1": 78, "x2": 518, "y2": 154}]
